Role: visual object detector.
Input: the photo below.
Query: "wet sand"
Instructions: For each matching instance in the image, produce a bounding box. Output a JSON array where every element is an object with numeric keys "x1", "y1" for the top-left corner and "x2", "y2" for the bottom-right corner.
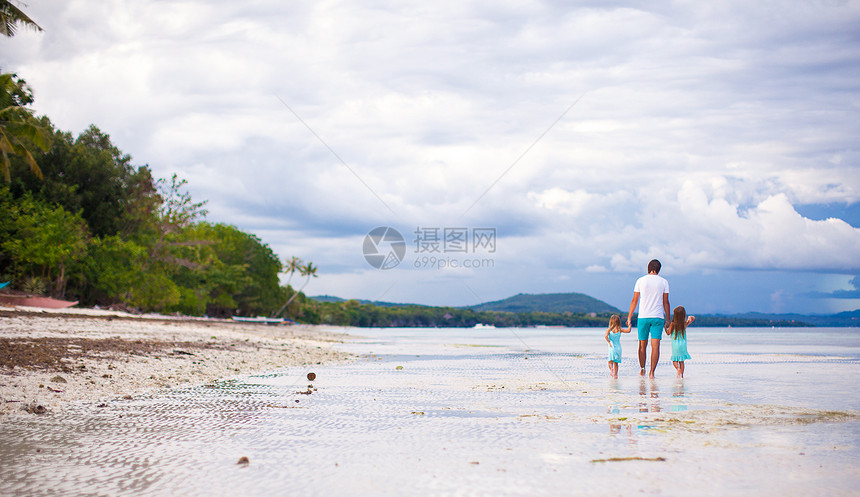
[
  {"x1": 1, "y1": 324, "x2": 858, "y2": 495},
  {"x1": 0, "y1": 306, "x2": 353, "y2": 419}
]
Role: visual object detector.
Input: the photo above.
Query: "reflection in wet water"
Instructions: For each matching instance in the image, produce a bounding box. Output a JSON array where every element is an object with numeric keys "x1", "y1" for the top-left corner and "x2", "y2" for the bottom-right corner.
[
  {"x1": 671, "y1": 380, "x2": 688, "y2": 412},
  {"x1": 638, "y1": 378, "x2": 661, "y2": 413}
]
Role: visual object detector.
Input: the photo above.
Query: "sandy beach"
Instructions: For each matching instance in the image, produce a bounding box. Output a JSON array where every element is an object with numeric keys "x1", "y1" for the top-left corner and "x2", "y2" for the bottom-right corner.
[{"x1": 0, "y1": 306, "x2": 353, "y2": 420}]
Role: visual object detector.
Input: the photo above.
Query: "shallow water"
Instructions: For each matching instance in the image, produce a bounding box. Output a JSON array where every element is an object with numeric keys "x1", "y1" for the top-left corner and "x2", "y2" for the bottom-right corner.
[{"x1": 1, "y1": 327, "x2": 858, "y2": 496}]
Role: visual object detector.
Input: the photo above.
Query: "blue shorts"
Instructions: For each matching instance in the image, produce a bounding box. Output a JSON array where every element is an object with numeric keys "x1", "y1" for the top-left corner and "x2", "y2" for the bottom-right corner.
[{"x1": 637, "y1": 318, "x2": 664, "y2": 340}]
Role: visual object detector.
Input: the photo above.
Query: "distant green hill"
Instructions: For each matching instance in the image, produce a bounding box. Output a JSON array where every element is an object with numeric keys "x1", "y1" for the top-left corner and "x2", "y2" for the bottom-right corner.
[
  {"x1": 310, "y1": 295, "x2": 858, "y2": 327},
  {"x1": 714, "y1": 310, "x2": 860, "y2": 327},
  {"x1": 312, "y1": 292, "x2": 620, "y2": 314},
  {"x1": 310, "y1": 295, "x2": 428, "y2": 308},
  {"x1": 467, "y1": 292, "x2": 620, "y2": 314}
]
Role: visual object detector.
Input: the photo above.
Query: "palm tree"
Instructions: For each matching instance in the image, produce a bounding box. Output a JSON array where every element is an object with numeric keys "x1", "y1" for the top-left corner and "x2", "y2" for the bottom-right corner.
[
  {"x1": 0, "y1": 73, "x2": 50, "y2": 182},
  {"x1": 282, "y1": 256, "x2": 303, "y2": 288},
  {"x1": 1, "y1": 0, "x2": 42, "y2": 37},
  {"x1": 273, "y1": 262, "x2": 318, "y2": 318}
]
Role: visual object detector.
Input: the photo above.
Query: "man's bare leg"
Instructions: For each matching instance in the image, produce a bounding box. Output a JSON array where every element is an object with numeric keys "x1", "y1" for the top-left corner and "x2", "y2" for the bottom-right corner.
[
  {"x1": 638, "y1": 340, "x2": 648, "y2": 376},
  {"x1": 648, "y1": 338, "x2": 661, "y2": 378}
]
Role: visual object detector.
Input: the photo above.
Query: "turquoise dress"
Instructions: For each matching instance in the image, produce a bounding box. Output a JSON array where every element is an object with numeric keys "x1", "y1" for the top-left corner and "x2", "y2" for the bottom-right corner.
[
  {"x1": 670, "y1": 333, "x2": 691, "y2": 361},
  {"x1": 607, "y1": 332, "x2": 622, "y2": 363}
]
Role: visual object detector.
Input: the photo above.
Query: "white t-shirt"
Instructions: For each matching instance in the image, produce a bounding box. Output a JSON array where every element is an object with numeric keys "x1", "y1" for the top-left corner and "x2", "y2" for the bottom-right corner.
[{"x1": 633, "y1": 274, "x2": 669, "y2": 319}]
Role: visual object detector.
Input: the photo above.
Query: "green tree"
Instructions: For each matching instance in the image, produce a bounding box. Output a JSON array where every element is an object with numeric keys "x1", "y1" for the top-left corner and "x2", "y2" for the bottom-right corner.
[
  {"x1": 155, "y1": 173, "x2": 208, "y2": 233},
  {"x1": 0, "y1": 184, "x2": 16, "y2": 277},
  {"x1": 206, "y1": 224, "x2": 282, "y2": 316},
  {"x1": 0, "y1": 0, "x2": 42, "y2": 37},
  {"x1": 83, "y1": 235, "x2": 148, "y2": 306},
  {"x1": 165, "y1": 223, "x2": 241, "y2": 316},
  {"x1": 12, "y1": 124, "x2": 159, "y2": 237},
  {"x1": 130, "y1": 221, "x2": 283, "y2": 317},
  {"x1": 128, "y1": 270, "x2": 181, "y2": 312},
  {"x1": 137, "y1": 173, "x2": 207, "y2": 271},
  {"x1": 2, "y1": 195, "x2": 88, "y2": 297},
  {"x1": 0, "y1": 73, "x2": 50, "y2": 182},
  {"x1": 5, "y1": 122, "x2": 159, "y2": 241}
]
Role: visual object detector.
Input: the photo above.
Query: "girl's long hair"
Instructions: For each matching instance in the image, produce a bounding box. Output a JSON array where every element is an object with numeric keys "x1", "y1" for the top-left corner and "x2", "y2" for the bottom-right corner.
[
  {"x1": 607, "y1": 314, "x2": 622, "y2": 333},
  {"x1": 671, "y1": 306, "x2": 687, "y2": 339}
]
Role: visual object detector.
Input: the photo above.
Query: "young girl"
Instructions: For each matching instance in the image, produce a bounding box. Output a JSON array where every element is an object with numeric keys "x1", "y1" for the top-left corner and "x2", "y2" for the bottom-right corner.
[
  {"x1": 666, "y1": 306, "x2": 695, "y2": 378},
  {"x1": 605, "y1": 315, "x2": 631, "y2": 378}
]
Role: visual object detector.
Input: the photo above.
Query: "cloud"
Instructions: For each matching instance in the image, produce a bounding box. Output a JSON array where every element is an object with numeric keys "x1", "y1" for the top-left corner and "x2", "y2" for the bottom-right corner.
[
  {"x1": 527, "y1": 179, "x2": 860, "y2": 274},
  {"x1": 806, "y1": 274, "x2": 860, "y2": 300},
  {"x1": 6, "y1": 0, "x2": 860, "y2": 312}
]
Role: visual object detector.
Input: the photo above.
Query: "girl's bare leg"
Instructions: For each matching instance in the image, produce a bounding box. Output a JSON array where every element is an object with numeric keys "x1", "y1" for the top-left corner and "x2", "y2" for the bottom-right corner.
[
  {"x1": 679, "y1": 361, "x2": 685, "y2": 378},
  {"x1": 673, "y1": 361, "x2": 681, "y2": 377}
]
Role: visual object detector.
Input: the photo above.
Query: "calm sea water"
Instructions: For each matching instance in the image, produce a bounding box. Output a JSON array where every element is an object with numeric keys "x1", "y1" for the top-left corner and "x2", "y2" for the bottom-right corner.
[{"x1": 1, "y1": 327, "x2": 858, "y2": 496}]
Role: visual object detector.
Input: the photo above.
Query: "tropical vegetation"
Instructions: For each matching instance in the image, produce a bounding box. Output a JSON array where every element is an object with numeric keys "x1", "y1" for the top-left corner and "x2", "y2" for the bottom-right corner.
[
  {"x1": 0, "y1": 0, "x2": 42, "y2": 38},
  {"x1": 301, "y1": 300, "x2": 612, "y2": 327}
]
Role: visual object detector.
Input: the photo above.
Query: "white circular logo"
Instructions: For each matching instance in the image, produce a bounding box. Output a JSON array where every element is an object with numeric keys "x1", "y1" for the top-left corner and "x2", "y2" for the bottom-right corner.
[{"x1": 363, "y1": 226, "x2": 406, "y2": 270}]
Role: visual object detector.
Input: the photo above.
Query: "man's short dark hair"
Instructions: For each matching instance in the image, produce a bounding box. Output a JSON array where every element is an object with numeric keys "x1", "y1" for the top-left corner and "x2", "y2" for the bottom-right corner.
[{"x1": 648, "y1": 259, "x2": 661, "y2": 274}]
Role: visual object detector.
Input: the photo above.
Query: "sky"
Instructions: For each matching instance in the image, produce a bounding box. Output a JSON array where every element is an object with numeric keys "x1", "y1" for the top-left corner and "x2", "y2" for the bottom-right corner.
[{"x1": 4, "y1": 0, "x2": 860, "y2": 314}]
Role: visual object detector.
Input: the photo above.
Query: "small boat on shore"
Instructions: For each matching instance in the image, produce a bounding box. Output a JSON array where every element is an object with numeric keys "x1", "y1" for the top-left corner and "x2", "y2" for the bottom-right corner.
[
  {"x1": 473, "y1": 323, "x2": 496, "y2": 329},
  {"x1": 231, "y1": 316, "x2": 289, "y2": 325},
  {"x1": 0, "y1": 294, "x2": 79, "y2": 309}
]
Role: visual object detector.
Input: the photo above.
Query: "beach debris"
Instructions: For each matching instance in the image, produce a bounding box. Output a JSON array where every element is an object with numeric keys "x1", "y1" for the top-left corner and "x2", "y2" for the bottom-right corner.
[
  {"x1": 50, "y1": 375, "x2": 67, "y2": 383},
  {"x1": 237, "y1": 456, "x2": 250, "y2": 465},
  {"x1": 296, "y1": 388, "x2": 313, "y2": 395},
  {"x1": 396, "y1": 365, "x2": 404, "y2": 370},
  {"x1": 46, "y1": 386, "x2": 63, "y2": 393},
  {"x1": 24, "y1": 402, "x2": 47, "y2": 415},
  {"x1": 590, "y1": 457, "x2": 666, "y2": 463},
  {"x1": 266, "y1": 404, "x2": 303, "y2": 409},
  {"x1": 307, "y1": 372, "x2": 316, "y2": 381},
  {"x1": 411, "y1": 411, "x2": 425, "y2": 416}
]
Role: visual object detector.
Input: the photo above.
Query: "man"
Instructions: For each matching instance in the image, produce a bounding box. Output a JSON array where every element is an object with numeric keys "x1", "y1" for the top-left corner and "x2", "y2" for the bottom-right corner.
[{"x1": 627, "y1": 259, "x2": 670, "y2": 378}]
